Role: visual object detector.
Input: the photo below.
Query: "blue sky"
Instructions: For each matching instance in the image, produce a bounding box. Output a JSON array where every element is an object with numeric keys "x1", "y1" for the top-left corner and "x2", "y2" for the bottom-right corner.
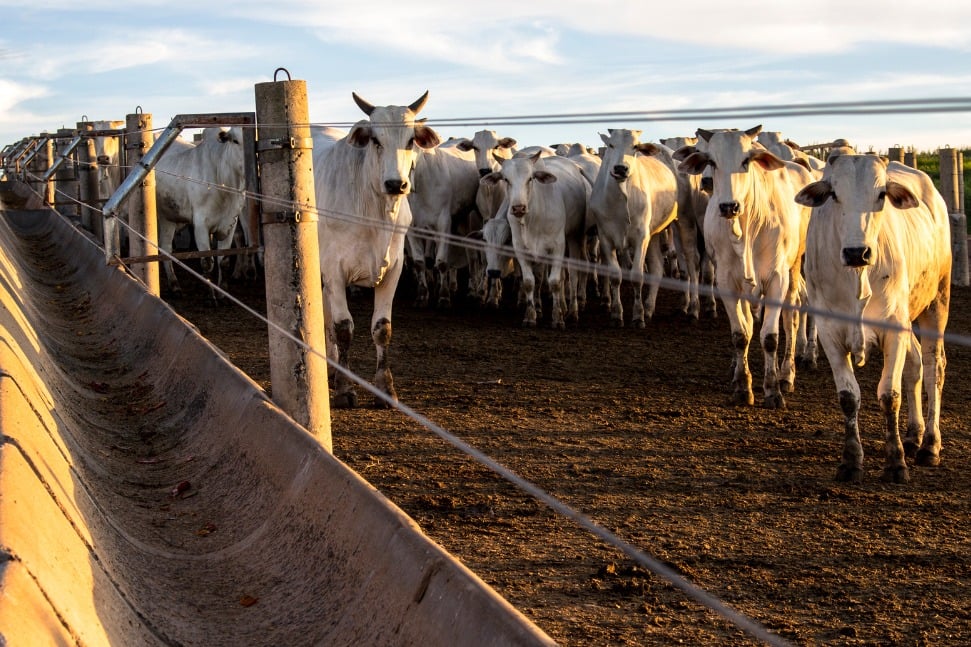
[{"x1": 2, "y1": 1, "x2": 971, "y2": 154}]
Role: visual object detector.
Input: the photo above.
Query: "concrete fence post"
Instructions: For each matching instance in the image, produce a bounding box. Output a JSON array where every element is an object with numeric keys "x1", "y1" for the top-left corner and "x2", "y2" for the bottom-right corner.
[
  {"x1": 887, "y1": 146, "x2": 905, "y2": 164},
  {"x1": 254, "y1": 73, "x2": 332, "y2": 449},
  {"x1": 77, "y1": 122, "x2": 101, "y2": 234},
  {"x1": 941, "y1": 146, "x2": 969, "y2": 286},
  {"x1": 904, "y1": 148, "x2": 917, "y2": 169},
  {"x1": 54, "y1": 128, "x2": 79, "y2": 220},
  {"x1": 124, "y1": 111, "x2": 160, "y2": 296}
]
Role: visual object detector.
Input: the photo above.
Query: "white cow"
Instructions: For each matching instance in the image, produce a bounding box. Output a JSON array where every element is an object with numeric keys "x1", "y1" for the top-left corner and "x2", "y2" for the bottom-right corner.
[
  {"x1": 757, "y1": 130, "x2": 825, "y2": 178},
  {"x1": 314, "y1": 91, "x2": 440, "y2": 408},
  {"x1": 480, "y1": 151, "x2": 590, "y2": 328},
  {"x1": 678, "y1": 125, "x2": 812, "y2": 409},
  {"x1": 155, "y1": 126, "x2": 245, "y2": 297},
  {"x1": 661, "y1": 135, "x2": 717, "y2": 320},
  {"x1": 588, "y1": 129, "x2": 679, "y2": 327},
  {"x1": 795, "y1": 154, "x2": 951, "y2": 483},
  {"x1": 407, "y1": 141, "x2": 480, "y2": 308},
  {"x1": 468, "y1": 212, "x2": 517, "y2": 308}
]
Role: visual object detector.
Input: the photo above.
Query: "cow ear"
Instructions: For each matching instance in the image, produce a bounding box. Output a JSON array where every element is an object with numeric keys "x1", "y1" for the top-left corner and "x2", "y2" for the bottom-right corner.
[
  {"x1": 480, "y1": 172, "x2": 502, "y2": 186},
  {"x1": 634, "y1": 143, "x2": 661, "y2": 156},
  {"x1": 347, "y1": 122, "x2": 372, "y2": 148},
  {"x1": 750, "y1": 150, "x2": 785, "y2": 171},
  {"x1": 678, "y1": 152, "x2": 711, "y2": 176},
  {"x1": 600, "y1": 132, "x2": 611, "y2": 146},
  {"x1": 672, "y1": 145, "x2": 697, "y2": 162},
  {"x1": 533, "y1": 170, "x2": 557, "y2": 184},
  {"x1": 794, "y1": 181, "x2": 833, "y2": 208},
  {"x1": 790, "y1": 157, "x2": 813, "y2": 172},
  {"x1": 455, "y1": 139, "x2": 474, "y2": 152},
  {"x1": 414, "y1": 123, "x2": 441, "y2": 149},
  {"x1": 499, "y1": 137, "x2": 517, "y2": 149},
  {"x1": 886, "y1": 181, "x2": 919, "y2": 210}
]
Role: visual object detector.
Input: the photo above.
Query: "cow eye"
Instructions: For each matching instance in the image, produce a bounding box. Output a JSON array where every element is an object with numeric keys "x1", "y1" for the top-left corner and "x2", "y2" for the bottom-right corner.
[
  {"x1": 370, "y1": 137, "x2": 383, "y2": 150},
  {"x1": 877, "y1": 190, "x2": 887, "y2": 201},
  {"x1": 741, "y1": 159, "x2": 750, "y2": 171},
  {"x1": 831, "y1": 192, "x2": 840, "y2": 204},
  {"x1": 406, "y1": 137, "x2": 415, "y2": 150}
]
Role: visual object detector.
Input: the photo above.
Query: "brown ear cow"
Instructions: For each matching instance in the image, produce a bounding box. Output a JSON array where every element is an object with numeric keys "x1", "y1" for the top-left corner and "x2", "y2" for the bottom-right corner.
[{"x1": 795, "y1": 154, "x2": 951, "y2": 483}]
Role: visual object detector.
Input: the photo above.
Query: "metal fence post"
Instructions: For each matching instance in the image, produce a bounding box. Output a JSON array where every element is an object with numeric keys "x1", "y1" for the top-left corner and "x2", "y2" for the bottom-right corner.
[
  {"x1": 125, "y1": 111, "x2": 160, "y2": 295},
  {"x1": 254, "y1": 72, "x2": 332, "y2": 449}
]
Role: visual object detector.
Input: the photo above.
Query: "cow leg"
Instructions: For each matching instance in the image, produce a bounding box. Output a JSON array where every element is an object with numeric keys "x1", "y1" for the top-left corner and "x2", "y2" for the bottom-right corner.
[
  {"x1": 816, "y1": 324, "x2": 866, "y2": 482},
  {"x1": 675, "y1": 218, "x2": 701, "y2": 320},
  {"x1": 370, "y1": 260, "x2": 404, "y2": 407},
  {"x1": 724, "y1": 296, "x2": 755, "y2": 406},
  {"x1": 878, "y1": 332, "x2": 910, "y2": 483},
  {"x1": 548, "y1": 257, "x2": 566, "y2": 330},
  {"x1": 915, "y1": 293, "x2": 948, "y2": 467},
  {"x1": 700, "y1": 253, "x2": 717, "y2": 318},
  {"x1": 598, "y1": 236, "x2": 624, "y2": 326},
  {"x1": 759, "y1": 272, "x2": 790, "y2": 409},
  {"x1": 901, "y1": 332, "x2": 925, "y2": 459},
  {"x1": 629, "y1": 235, "x2": 650, "y2": 328},
  {"x1": 322, "y1": 280, "x2": 358, "y2": 409},
  {"x1": 157, "y1": 218, "x2": 182, "y2": 296},
  {"x1": 518, "y1": 259, "x2": 538, "y2": 327}
]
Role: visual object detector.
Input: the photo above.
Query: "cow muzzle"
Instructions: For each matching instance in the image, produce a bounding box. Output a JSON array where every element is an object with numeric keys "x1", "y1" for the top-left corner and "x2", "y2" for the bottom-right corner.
[
  {"x1": 384, "y1": 179, "x2": 409, "y2": 195},
  {"x1": 841, "y1": 246, "x2": 873, "y2": 267},
  {"x1": 718, "y1": 201, "x2": 741, "y2": 218},
  {"x1": 609, "y1": 165, "x2": 629, "y2": 181},
  {"x1": 509, "y1": 204, "x2": 527, "y2": 218}
]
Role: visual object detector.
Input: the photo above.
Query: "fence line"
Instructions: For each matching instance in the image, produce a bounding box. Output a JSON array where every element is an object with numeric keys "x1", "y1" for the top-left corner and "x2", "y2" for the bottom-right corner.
[{"x1": 6, "y1": 96, "x2": 971, "y2": 644}]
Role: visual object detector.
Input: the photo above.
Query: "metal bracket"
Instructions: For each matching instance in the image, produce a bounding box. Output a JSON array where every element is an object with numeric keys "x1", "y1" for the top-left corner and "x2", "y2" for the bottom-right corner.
[
  {"x1": 261, "y1": 209, "x2": 318, "y2": 225},
  {"x1": 257, "y1": 137, "x2": 314, "y2": 152}
]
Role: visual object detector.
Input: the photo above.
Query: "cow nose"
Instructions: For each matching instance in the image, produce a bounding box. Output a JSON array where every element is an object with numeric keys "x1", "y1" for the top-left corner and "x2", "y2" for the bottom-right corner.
[
  {"x1": 718, "y1": 202, "x2": 741, "y2": 218},
  {"x1": 97, "y1": 155, "x2": 111, "y2": 164},
  {"x1": 510, "y1": 204, "x2": 527, "y2": 217},
  {"x1": 610, "y1": 165, "x2": 629, "y2": 180},
  {"x1": 487, "y1": 269, "x2": 501, "y2": 279},
  {"x1": 701, "y1": 177, "x2": 713, "y2": 193},
  {"x1": 478, "y1": 168, "x2": 491, "y2": 178},
  {"x1": 841, "y1": 246, "x2": 873, "y2": 267},
  {"x1": 384, "y1": 179, "x2": 409, "y2": 194}
]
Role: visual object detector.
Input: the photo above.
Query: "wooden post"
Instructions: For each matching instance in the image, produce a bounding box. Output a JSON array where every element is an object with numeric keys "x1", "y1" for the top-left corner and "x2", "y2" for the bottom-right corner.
[
  {"x1": 941, "y1": 146, "x2": 969, "y2": 286},
  {"x1": 77, "y1": 122, "x2": 102, "y2": 237},
  {"x1": 38, "y1": 136, "x2": 55, "y2": 206},
  {"x1": 254, "y1": 74, "x2": 331, "y2": 449},
  {"x1": 124, "y1": 112, "x2": 161, "y2": 296}
]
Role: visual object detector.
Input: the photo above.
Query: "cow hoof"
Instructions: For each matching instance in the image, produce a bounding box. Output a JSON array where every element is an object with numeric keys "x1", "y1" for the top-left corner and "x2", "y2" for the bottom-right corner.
[
  {"x1": 732, "y1": 390, "x2": 755, "y2": 406},
  {"x1": 835, "y1": 464, "x2": 864, "y2": 483},
  {"x1": 763, "y1": 393, "x2": 786, "y2": 410},
  {"x1": 551, "y1": 320, "x2": 565, "y2": 331},
  {"x1": 522, "y1": 319, "x2": 537, "y2": 328},
  {"x1": 797, "y1": 356, "x2": 818, "y2": 371},
  {"x1": 609, "y1": 318, "x2": 624, "y2": 329},
  {"x1": 915, "y1": 448, "x2": 941, "y2": 467},
  {"x1": 333, "y1": 391, "x2": 358, "y2": 409},
  {"x1": 438, "y1": 297, "x2": 451, "y2": 309},
  {"x1": 633, "y1": 319, "x2": 646, "y2": 329},
  {"x1": 779, "y1": 380, "x2": 794, "y2": 394},
  {"x1": 903, "y1": 440, "x2": 920, "y2": 460},
  {"x1": 880, "y1": 465, "x2": 910, "y2": 484}
]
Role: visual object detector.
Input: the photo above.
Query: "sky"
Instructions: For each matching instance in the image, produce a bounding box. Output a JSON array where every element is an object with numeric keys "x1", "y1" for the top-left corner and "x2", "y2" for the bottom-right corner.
[{"x1": 2, "y1": 1, "x2": 971, "y2": 155}]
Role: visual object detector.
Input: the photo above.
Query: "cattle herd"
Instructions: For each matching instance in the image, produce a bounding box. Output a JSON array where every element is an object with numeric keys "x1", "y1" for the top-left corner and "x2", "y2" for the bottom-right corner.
[{"x1": 5, "y1": 91, "x2": 958, "y2": 486}]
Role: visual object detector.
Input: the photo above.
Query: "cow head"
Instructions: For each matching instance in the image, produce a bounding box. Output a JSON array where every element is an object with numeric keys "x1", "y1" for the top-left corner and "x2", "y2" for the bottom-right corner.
[
  {"x1": 678, "y1": 125, "x2": 785, "y2": 219},
  {"x1": 479, "y1": 150, "x2": 556, "y2": 219},
  {"x1": 455, "y1": 130, "x2": 517, "y2": 177},
  {"x1": 794, "y1": 154, "x2": 917, "y2": 267},
  {"x1": 347, "y1": 91, "x2": 441, "y2": 196},
  {"x1": 598, "y1": 129, "x2": 662, "y2": 183}
]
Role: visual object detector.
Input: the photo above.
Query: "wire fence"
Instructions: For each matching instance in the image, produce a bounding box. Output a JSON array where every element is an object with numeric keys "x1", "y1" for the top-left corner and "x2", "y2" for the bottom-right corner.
[{"x1": 5, "y1": 98, "x2": 971, "y2": 646}]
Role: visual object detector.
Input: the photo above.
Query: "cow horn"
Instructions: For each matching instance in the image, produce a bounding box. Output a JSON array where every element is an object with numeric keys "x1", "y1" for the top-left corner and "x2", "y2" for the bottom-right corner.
[
  {"x1": 352, "y1": 92, "x2": 375, "y2": 116},
  {"x1": 409, "y1": 91, "x2": 430, "y2": 114},
  {"x1": 745, "y1": 124, "x2": 763, "y2": 139}
]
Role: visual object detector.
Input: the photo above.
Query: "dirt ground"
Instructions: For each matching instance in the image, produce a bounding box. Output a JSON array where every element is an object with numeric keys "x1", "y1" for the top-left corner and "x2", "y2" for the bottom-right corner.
[{"x1": 169, "y1": 264, "x2": 971, "y2": 647}]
